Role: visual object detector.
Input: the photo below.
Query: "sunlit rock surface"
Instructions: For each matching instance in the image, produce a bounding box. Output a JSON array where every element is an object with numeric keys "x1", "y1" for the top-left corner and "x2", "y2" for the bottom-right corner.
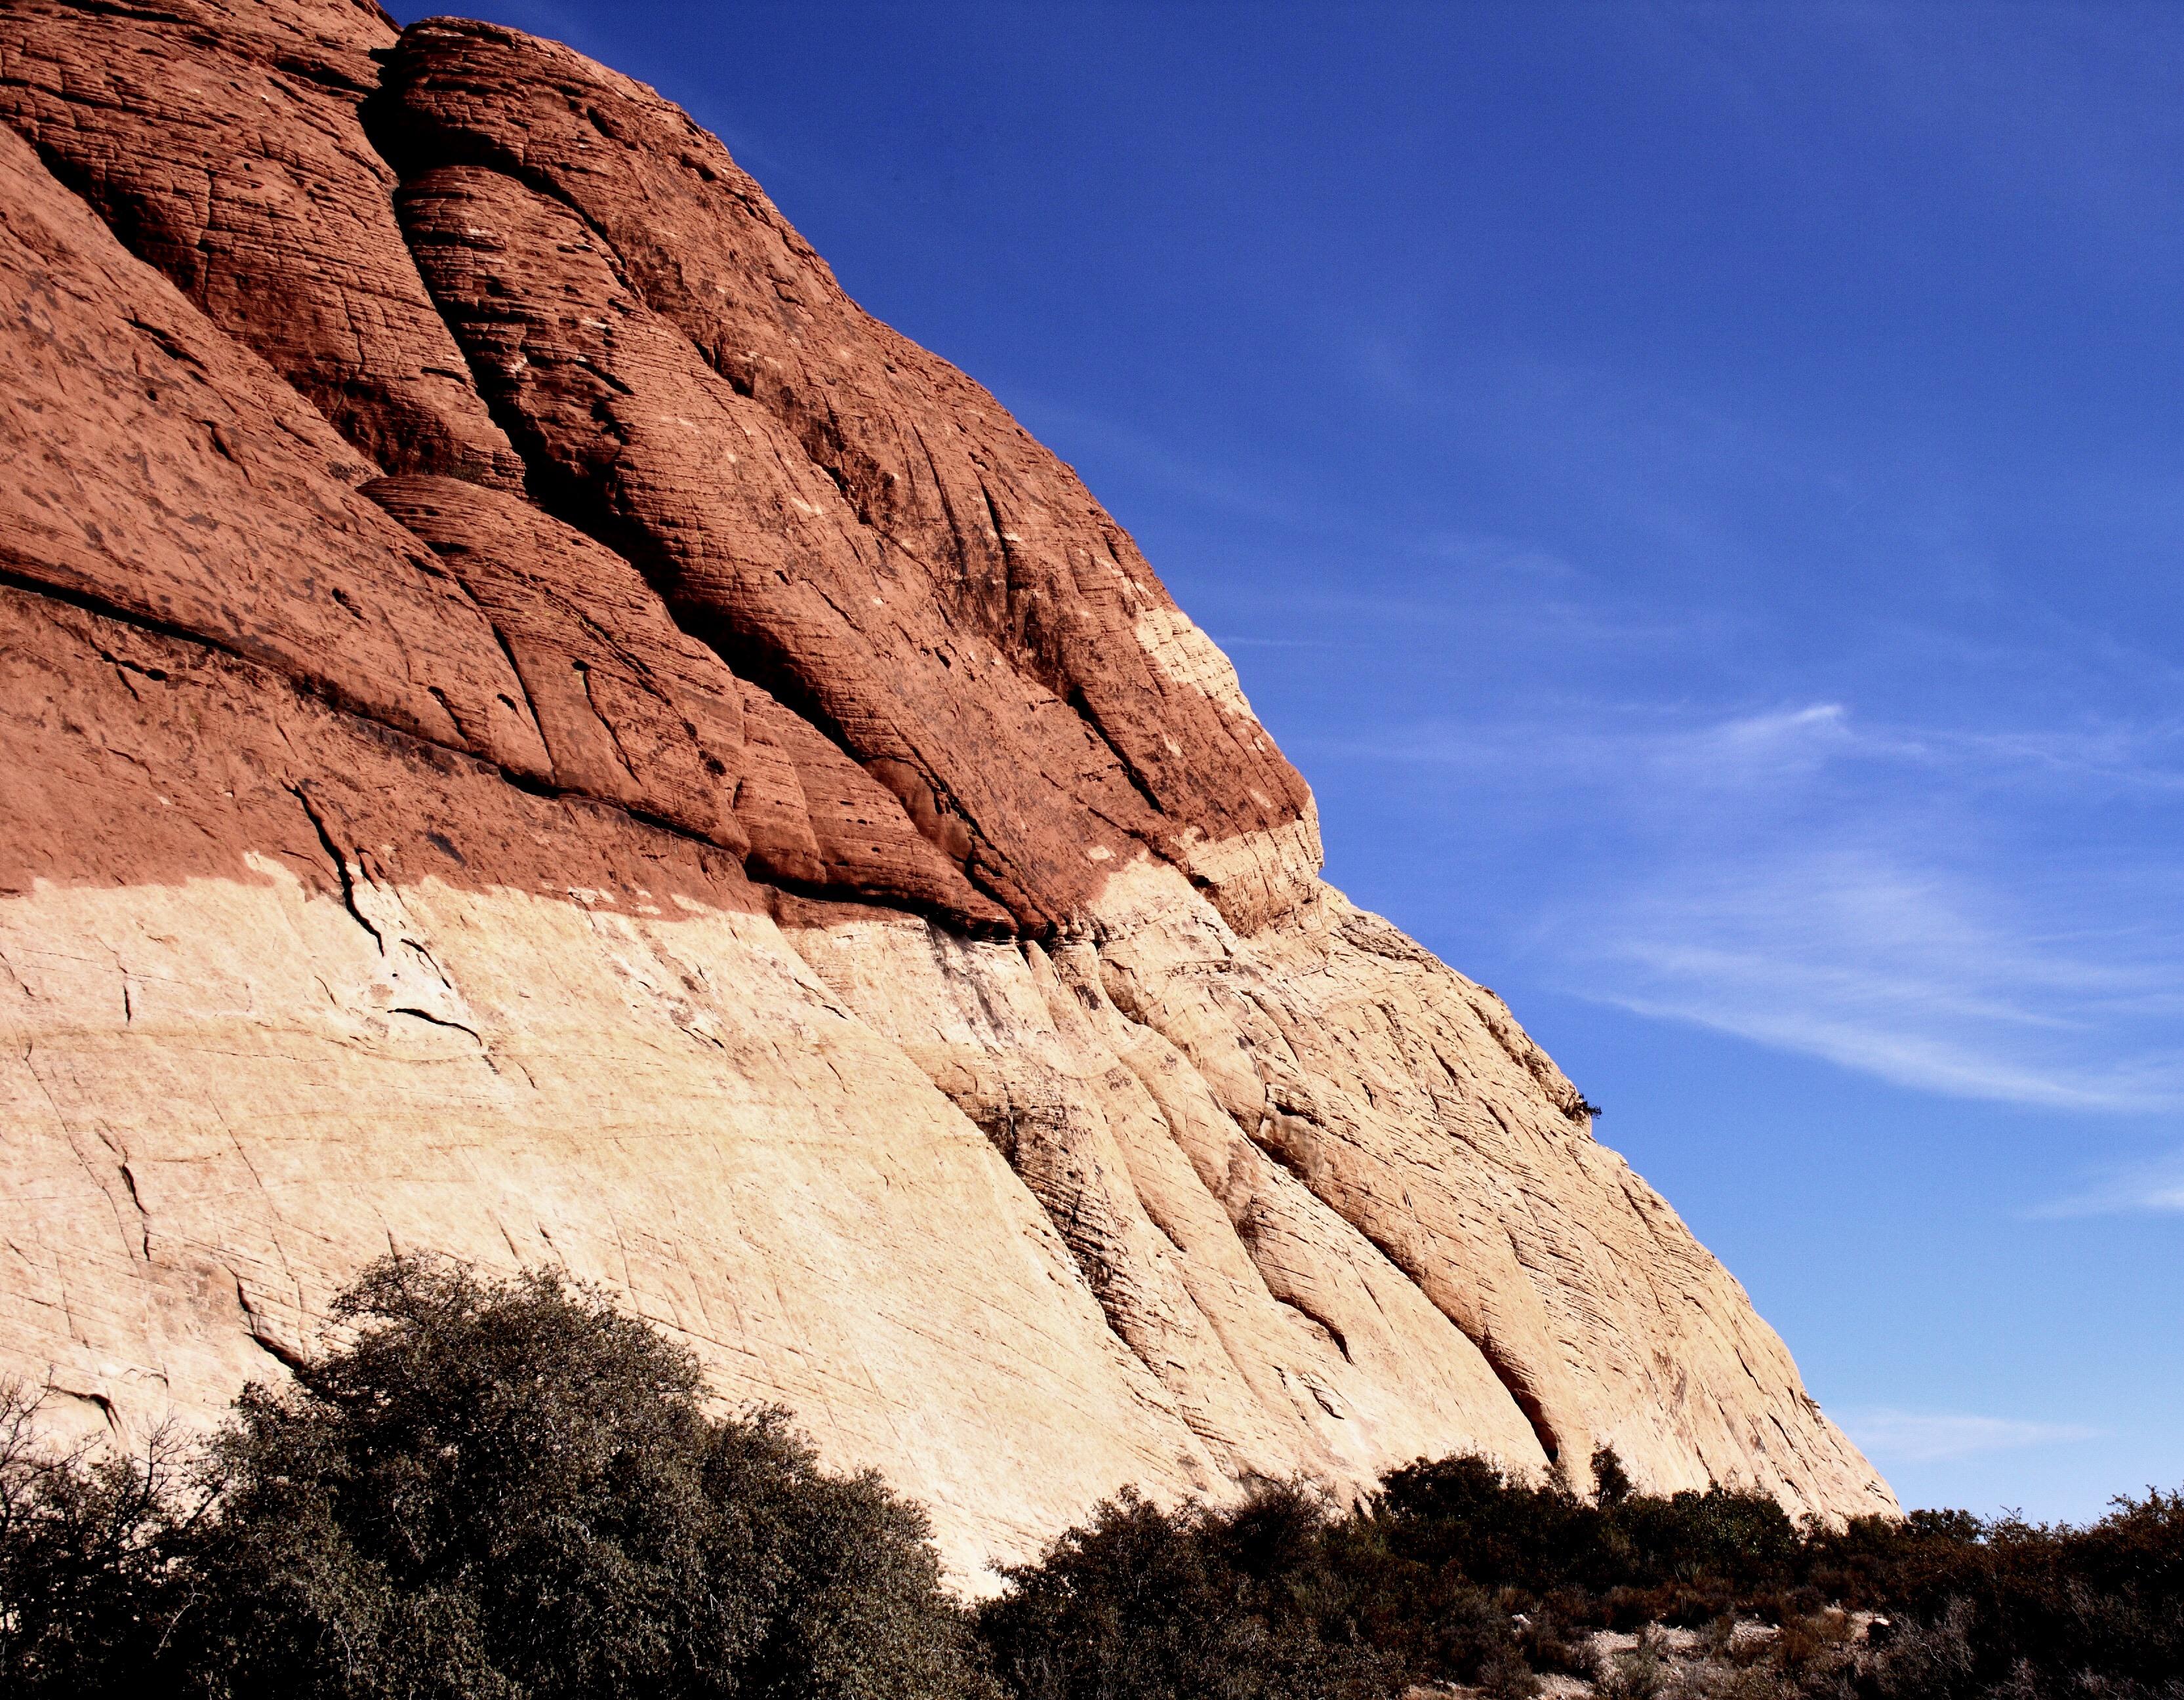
[{"x1": 0, "y1": 0, "x2": 1893, "y2": 1582}]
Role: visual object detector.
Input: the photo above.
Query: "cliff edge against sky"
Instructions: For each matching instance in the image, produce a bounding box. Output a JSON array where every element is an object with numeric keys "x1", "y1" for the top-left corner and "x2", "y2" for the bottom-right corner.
[{"x1": 0, "y1": 0, "x2": 1892, "y2": 1577}]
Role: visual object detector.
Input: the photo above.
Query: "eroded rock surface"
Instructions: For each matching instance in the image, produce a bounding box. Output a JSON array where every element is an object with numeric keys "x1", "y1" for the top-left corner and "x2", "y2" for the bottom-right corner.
[
  {"x1": 0, "y1": 0, "x2": 523, "y2": 485},
  {"x1": 0, "y1": 0, "x2": 1893, "y2": 1581}
]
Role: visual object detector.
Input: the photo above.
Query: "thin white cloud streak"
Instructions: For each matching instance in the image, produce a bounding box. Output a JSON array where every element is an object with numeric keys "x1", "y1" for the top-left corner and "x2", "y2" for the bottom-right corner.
[
  {"x1": 1575, "y1": 849, "x2": 2184, "y2": 1112},
  {"x1": 1595, "y1": 982, "x2": 2182, "y2": 1114},
  {"x1": 1839, "y1": 1409, "x2": 2101, "y2": 1465},
  {"x1": 2031, "y1": 1150, "x2": 2184, "y2": 1219},
  {"x1": 1304, "y1": 699, "x2": 2184, "y2": 1112},
  {"x1": 1320, "y1": 699, "x2": 2184, "y2": 799}
]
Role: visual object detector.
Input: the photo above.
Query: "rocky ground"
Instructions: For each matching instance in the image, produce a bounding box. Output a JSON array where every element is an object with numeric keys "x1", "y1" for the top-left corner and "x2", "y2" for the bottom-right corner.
[{"x1": 1423, "y1": 1613, "x2": 1890, "y2": 1699}]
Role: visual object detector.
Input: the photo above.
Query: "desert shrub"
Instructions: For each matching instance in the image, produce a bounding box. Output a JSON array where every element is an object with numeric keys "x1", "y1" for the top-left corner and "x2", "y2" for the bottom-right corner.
[
  {"x1": 1370, "y1": 1450, "x2": 1601, "y2": 1594},
  {"x1": 0, "y1": 1385, "x2": 203, "y2": 1697},
  {"x1": 1594, "y1": 1443, "x2": 1636, "y2": 1506},
  {"x1": 975, "y1": 1484, "x2": 1421, "y2": 1700},
  {"x1": 1853, "y1": 1596, "x2": 1979, "y2": 1699},
  {"x1": 1350, "y1": 1446, "x2": 2184, "y2": 1697},
  {"x1": 11, "y1": 1265, "x2": 2184, "y2": 1700},
  {"x1": 1, "y1": 1255, "x2": 993, "y2": 1700},
  {"x1": 1616, "y1": 1484, "x2": 1803, "y2": 1592},
  {"x1": 976, "y1": 1475, "x2": 1546, "y2": 1700},
  {"x1": 1595, "y1": 1627, "x2": 1670, "y2": 1700},
  {"x1": 1367, "y1": 1444, "x2": 1806, "y2": 1617},
  {"x1": 1514, "y1": 1600, "x2": 1596, "y2": 1676},
  {"x1": 1788, "y1": 1491, "x2": 2184, "y2": 1698}
]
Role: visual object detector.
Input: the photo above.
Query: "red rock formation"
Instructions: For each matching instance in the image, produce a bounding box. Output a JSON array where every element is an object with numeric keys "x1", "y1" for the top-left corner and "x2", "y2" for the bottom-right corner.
[
  {"x1": 0, "y1": 0, "x2": 523, "y2": 486},
  {"x1": 367, "y1": 473, "x2": 1007, "y2": 927},
  {"x1": 0, "y1": 121, "x2": 547, "y2": 775},
  {"x1": 387, "y1": 157, "x2": 1157, "y2": 933},
  {"x1": 0, "y1": 0, "x2": 1893, "y2": 1578},
  {"x1": 375, "y1": 18, "x2": 1320, "y2": 934}
]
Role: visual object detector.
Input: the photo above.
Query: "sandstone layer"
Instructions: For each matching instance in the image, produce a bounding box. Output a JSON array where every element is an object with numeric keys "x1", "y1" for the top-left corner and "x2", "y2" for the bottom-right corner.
[{"x1": 0, "y1": 0, "x2": 1893, "y2": 1581}]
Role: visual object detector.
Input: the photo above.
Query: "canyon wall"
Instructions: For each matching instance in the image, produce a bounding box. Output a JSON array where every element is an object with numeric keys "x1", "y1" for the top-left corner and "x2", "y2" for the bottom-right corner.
[{"x1": 0, "y1": 0, "x2": 1891, "y2": 1580}]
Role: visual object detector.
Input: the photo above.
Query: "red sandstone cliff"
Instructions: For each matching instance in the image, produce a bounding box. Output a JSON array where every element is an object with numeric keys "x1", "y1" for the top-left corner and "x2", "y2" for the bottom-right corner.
[{"x1": 0, "y1": 0, "x2": 1892, "y2": 1578}]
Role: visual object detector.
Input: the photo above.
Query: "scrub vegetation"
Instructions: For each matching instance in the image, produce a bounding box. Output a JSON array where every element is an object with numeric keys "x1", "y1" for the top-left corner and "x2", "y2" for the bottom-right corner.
[{"x1": 3, "y1": 1258, "x2": 2177, "y2": 1699}]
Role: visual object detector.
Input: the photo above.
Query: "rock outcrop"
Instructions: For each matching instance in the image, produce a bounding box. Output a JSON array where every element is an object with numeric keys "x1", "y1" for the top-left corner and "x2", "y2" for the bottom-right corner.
[{"x1": 0, "y1": 0, "x2": 1893, "y2": 1581}]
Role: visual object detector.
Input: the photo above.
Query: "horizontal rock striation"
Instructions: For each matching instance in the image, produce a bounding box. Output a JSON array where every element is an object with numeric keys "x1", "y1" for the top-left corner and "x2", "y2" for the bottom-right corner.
[{"x1": 0, "y1": 0, "x2": 1892, "y2": 1580}]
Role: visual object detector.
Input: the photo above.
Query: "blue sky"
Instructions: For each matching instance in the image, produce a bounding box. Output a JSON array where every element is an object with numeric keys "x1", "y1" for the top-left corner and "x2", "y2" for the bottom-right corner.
[{"x1": 399, "y1": 1, "x2": 2184, "y2": 1522}]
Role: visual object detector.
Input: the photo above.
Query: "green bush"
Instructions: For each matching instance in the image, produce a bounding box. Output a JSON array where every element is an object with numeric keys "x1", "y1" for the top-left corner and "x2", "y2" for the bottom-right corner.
[
  {"x1": 1370, "y1": 1449, "x2": 1598, "y2": 1595},
  {"x1": 1354, "y1": 1443, "x2": 2184, "y2": 1697},
  {"x1": 974, "y1": 1484, "x2": 1428, "y2": 1700},
  {"x1": 1368, "y1": 1444, "x2": 1800, "y2": 1613},
  {"x1": 0, "y1": 1388, "x2": 203, "y2": 1696},
  {"x1": 0, "y1": 1255, "x2": 994, "y2": 1700},
  {"x1": 1802, "y1": 1491, "x2": 2184, "y2": 1698}
]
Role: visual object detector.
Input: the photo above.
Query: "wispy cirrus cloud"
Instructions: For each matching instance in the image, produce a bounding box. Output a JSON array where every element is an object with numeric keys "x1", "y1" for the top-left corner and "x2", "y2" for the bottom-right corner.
[
  {"x1": 1839, "y1": 1409, "x2": 2102, "y2": 1465},
  {"x1": 1304, "y1": 697, "x2": 2184, "y2": 1114},
  {"x1": 1322, "y1": 697, "x2": 2184, "y2": 798},
  {"x1": 2030, "y1": 1150, "x2": 2184, "y2": 1219},
  {"x1": 1003, "y1": 228, "x2": 2184, "y2": 1133},
  {"x1": 1573, "y1": 845, "x2": 2184, "y2": 1113}
]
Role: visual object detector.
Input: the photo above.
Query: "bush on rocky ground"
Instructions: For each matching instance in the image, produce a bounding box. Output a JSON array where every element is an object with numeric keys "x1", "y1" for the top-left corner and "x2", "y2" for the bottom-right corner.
[
  {"x1": 0, "y1": 1255, "x2": 993, "y2": 1700},
  {"x1": 6, "y1": 1260, "x2": 2181, "y2": 1700},
  {"x1": 982, "y1": 1442, "x2": 2184, "y2": 1700},
  {"x1": 974, "y1": 1484, "x2": 1424, "y2": 1700}
]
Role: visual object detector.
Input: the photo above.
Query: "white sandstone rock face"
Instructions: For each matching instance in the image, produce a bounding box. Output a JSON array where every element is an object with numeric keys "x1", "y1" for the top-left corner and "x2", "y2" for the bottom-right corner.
[{"x1": 0, "y1": 580, "x2": 1891, "y2": 1587}]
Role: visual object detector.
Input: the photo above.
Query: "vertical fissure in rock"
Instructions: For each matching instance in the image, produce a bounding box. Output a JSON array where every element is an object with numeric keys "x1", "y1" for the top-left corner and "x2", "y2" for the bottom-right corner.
[
  {"x1": 1067, "y1": 682, "x2": 1168, "y2": 828},
  {"x1": 285, "y1": 782, "x2": 384, "y2": 954},
  {"x1": 1244, "y1": 1107, "x2": 1567, "y2": 1468},
  {"x1": 1272, "y1": 1293, "x2": 1352, "y2": 1365},
  {"x1": 117, "y1": 1161, "x2": 151, "y2": 1262},
  {"x1": 1469, "y1": 1328, "x2": 1564, "y2": 1468}
]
